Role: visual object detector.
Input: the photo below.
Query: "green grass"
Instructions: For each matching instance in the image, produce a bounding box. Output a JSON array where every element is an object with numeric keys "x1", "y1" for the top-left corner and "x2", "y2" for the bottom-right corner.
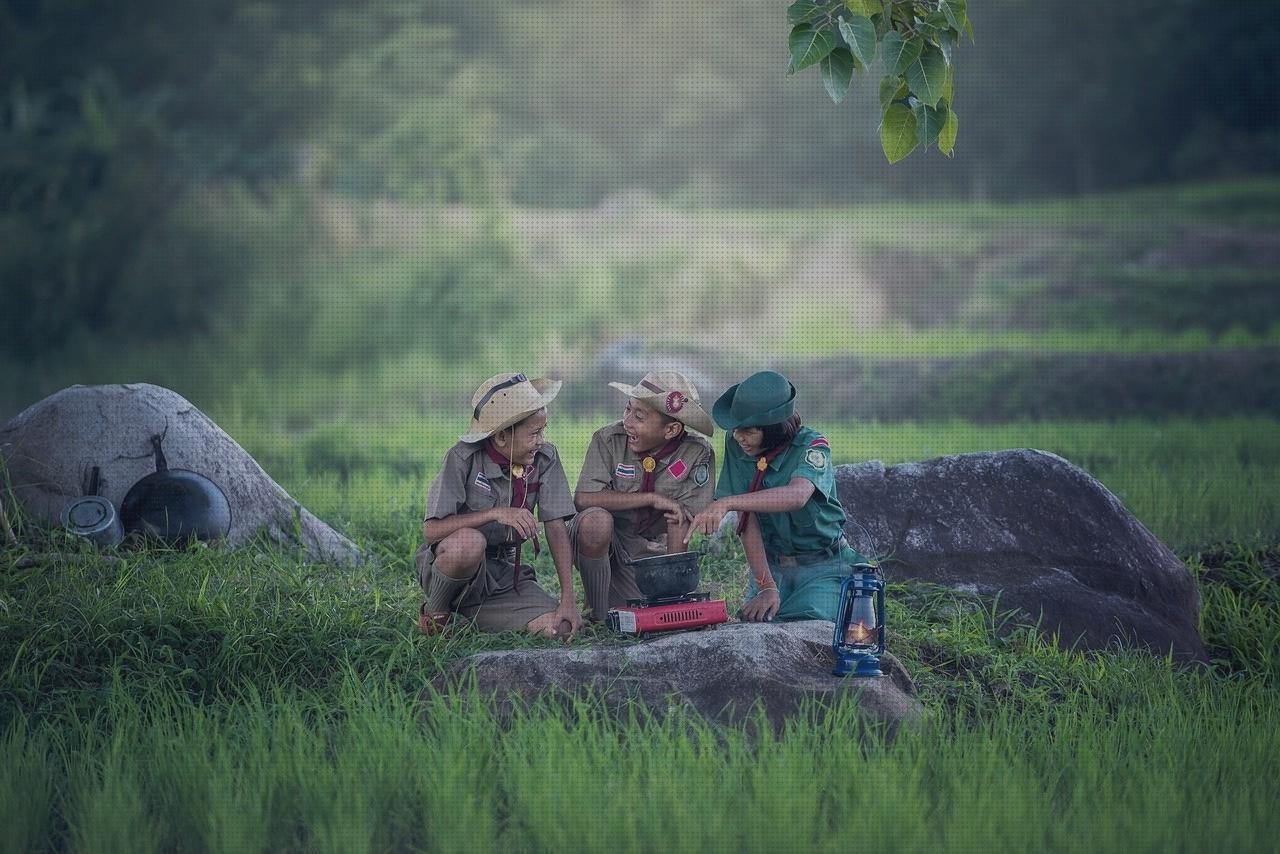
[{"x1": 1, "y1": 532, "x2": 1277, "y2": 852}]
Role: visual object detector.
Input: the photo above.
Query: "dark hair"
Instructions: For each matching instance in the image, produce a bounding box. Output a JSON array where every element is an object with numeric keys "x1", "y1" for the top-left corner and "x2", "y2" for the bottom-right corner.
[{"x1": 758, "y1": 414, "x2": 803, "y2": 450}]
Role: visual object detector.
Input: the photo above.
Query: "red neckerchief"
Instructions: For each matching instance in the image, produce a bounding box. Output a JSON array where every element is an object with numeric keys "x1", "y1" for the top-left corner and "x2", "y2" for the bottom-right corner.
[
  {"x1": 483, "y1": 440, "x2": 541, "y2": 592},
  {"x1": 735, "y1": 441, "x2": 789, "y2": 536},
  {"x1": 640, "y1": 433, "x2": 685, "y2": 493},
  {"x1": 635, "y1": 432, "x2": 686, "y2": 535}
]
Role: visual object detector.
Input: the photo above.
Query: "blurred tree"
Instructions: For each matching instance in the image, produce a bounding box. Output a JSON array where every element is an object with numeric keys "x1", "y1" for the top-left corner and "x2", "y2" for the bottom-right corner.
[{"x1": 0, "y1": 0, "x2": 498, "y2": 361}]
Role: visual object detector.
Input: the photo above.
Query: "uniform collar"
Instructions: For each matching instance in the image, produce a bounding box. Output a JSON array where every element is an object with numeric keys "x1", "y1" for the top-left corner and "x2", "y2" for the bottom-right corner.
[{"x1": 477, "y1": 442, "x2": 548, "y2": 479}]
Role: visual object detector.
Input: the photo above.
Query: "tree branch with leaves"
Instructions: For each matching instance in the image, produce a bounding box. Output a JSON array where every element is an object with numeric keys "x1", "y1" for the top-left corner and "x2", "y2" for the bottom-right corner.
[{"x1": 787, "y1": 0, "x2": 972, "y2": 162}]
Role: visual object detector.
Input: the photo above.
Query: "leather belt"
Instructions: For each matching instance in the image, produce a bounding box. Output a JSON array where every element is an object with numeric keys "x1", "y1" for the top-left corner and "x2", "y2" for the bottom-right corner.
[
  {"x1": 485, "y1": 544, "x2": 519, "y2": 563},
  {"x1": 771, "y1": 536, "x2": 848, "y2": 568}
]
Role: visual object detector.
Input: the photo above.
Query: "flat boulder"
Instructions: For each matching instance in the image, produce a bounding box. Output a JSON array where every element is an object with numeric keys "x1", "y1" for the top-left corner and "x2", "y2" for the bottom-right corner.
[
  {"x1": 0, "y1": 383, "x2": 363, "y2": 565},
  {"x1": 836, "y1": 450, "x2": 1204, "y2": 661},
  {"x1": 434, "y1": 621, "x2": 923, "y2": 734}
]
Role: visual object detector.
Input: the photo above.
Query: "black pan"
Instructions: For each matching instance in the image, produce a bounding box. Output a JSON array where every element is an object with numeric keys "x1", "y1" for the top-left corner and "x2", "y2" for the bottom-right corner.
[{"x1": 120, "y1": 434, "x2": 232, "y2": 545}]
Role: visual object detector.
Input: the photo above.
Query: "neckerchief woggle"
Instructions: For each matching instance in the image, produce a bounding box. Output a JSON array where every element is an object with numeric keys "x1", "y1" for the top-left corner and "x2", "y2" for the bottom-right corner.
[
  {"x1": 735, "y1": 441, "x2": 789, "y2": 536},
  {"x1": 635, "y1": 433, "x2": 687, "y2": 536},
  {"x1": 483, "y1": 441, "x2": 541, "y2": 592}
]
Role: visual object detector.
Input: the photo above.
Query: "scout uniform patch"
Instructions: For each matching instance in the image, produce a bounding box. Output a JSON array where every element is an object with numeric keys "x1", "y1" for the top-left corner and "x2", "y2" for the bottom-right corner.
[
  {"x1": 615, "y1": 463, "x2": 636, "y2": 479},
  {"x1": 474, "y1": 472, "x2": 492, "y2": 491},
  {"x1": 693, "y1": 462, "x2": 710, "y2": 485},
  {"x1": 805, "y1": 448, "x2": 827, "y2": 469},
  {"x1": 667, "y1": 459, "x2": 689, "y2": 480}
]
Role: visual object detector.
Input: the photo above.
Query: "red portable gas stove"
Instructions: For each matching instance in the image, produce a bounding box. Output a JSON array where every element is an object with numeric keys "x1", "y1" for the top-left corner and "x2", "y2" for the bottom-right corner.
[{"x1": 606, "y1": 551, "x2": 728, "y2": 636}]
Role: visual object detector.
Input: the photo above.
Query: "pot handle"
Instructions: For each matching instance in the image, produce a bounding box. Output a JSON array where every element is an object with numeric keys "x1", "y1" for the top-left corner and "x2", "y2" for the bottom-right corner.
[
  {"x1": 83, "y1": 465, "x2": 101, "y2": 496},
  {"x1": 150, "y1": 434, "x2": 169, "y2": 473}
]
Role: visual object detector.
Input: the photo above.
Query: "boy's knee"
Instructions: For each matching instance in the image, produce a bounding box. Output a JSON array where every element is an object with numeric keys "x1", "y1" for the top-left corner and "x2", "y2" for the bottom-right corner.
[
  {"x1": 434, "y1": 528, "x2": 486, "y2": 577},
  {"x1": 577, "y1": 507, "x2": 613, "y2": 549}
]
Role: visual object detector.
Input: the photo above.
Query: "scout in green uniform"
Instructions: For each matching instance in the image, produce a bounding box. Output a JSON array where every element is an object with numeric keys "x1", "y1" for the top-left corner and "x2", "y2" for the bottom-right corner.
[
  {"x1": 686, "y1": 370, "x2": 865, "y2": 622},
  {"x1": 570, "y1": 371, "x2": 717, "y2": 619},
  {"x1": 416, "y1": 373, "x2": 584, "y2": 639}
]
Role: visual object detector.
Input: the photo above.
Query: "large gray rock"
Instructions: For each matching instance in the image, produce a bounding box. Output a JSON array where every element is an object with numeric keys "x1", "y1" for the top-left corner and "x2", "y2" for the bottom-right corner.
[
  {"x1": 836, "y1": 450, "x2": 1204, "y2": 661},
  {"x1": 0, "y1": 383, "x2": 363, "y2": 565},
  {"x1": 434, "y1": 621, "x2": 923, "y2": 734}
]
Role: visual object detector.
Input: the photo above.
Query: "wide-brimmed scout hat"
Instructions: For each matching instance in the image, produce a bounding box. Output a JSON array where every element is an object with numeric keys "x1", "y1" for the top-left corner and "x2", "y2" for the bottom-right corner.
[
  {"x1": 608, "y1": 370, "x2": 715, "y2": 436},
  {"x1": 711, "y1": 370, "x2": 797, "y2": 430},
  {"x1": 460, "y1": 373, "x2": 562, "y2": 443}
]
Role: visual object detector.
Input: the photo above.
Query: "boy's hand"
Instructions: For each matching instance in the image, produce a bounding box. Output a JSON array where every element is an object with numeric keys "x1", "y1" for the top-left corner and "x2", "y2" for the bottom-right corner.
[
  {"x1": 651, "y1": 494, "x2": 686, "y2": 526},
  {"x1": 492, "y1": 507, "x2": 538, "y2": 540}
]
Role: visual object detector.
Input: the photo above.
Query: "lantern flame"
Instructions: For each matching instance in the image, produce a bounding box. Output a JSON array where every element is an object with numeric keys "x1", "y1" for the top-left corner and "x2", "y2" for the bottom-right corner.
[{"x1": 845, "y1": 622, "x2": 874, "y2": 645}]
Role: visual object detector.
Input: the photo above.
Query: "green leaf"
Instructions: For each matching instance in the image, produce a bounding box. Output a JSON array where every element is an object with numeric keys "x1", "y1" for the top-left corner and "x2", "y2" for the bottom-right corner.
[
  {"x1": 905, "y1": 44, "x2": 947, "y2": 106},
  {"x1": 939, "y1": 0, "x2": 967, "y2": 31},
  {"x1": 820, "y1": 47, "x2": 856, "y2": 103},
  {"x1": 880, "y1": 102, "x2": 918, "y2": 163},
  {"x1": 843, "y1": 0, "x2": 881, "y2": 17},
  {"x1": 943, "y1": 65, "x2": 954, "y2": 103},
  {"x1": 964, "y1": 16, "x2": 975, "y2": 42},
  {"x1": 837, "y1": 15, "x2": 877, "y2": 67},
  {"x1": 787, "y1": 0, "x2": 825, "y2": 24},
  {"x1": 913, "y1": 101, "x2": 945, "y2": 146},
  {"x1": 882, "y1": 32, "x2": 922, "y2": 77},
  {"x1": 789, "y1": 24, "x2": 838, "y2": 72},
  {"x1": 878, "y1": 75, "x2": 908, "y2": 109},
  {"x1": 872, "y1": 10, "x2": 891, "y2": 38},
  {"x1": 938, "y1": 104, "x2": 958, "y2": 155}
]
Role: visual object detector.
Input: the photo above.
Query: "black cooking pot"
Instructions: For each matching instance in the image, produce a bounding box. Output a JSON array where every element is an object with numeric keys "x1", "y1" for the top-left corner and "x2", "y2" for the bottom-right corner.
[
  {"x1": 629, "y1": 550, "x2": 701, "y2": 600},
  {"x1": 120, "y1": 434, "x2": 232, "y2": 545}
]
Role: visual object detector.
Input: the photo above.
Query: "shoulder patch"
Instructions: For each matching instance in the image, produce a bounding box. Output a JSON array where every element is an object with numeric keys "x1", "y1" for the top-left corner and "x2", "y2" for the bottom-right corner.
[
  {"x1": 693, "y1": 461, "x2": 710, "y2": 486},
  {"x1": 667, "y1": 459, "x2": 689, "y2": 481},
  {"x1": 809, "y1": 436, "x2": 830, "y2": 449},
  {"x1": 804, "y1": 448, "x2": 827, "y2": 470}
]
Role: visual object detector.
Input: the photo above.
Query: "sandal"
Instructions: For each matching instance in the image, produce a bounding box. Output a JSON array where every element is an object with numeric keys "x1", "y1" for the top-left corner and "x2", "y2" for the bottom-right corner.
[{"x1": 417, "y1": 602, "x2": 452, "y2": 636}]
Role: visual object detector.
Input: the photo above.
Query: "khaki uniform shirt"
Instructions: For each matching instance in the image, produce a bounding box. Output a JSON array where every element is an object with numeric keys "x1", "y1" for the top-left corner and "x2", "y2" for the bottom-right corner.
[
  {"x1": 575, "y1": 422, "x2": 716, "y2": 556},
  {"x1": 424, "y1": 441, "x2": 576, "y2": 548}
]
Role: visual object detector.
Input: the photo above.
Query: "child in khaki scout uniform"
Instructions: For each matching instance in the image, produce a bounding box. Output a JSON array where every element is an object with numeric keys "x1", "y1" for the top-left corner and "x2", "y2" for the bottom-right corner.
[
  {"x1": 685, "y1": 370, "x2": 867, "y2": 623},
  {"x1": 570, "y1": 371, "x2": 717, "y2": 620},
  {"x1": 417, "y1": 373, "x2": 584, "y2": 639}
]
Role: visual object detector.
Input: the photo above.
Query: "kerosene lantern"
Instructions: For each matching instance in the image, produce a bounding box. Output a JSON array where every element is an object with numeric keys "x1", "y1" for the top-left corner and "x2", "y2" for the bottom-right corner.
[{"x1": 832, "y1": 563, "x2": 885, "y2": 677}]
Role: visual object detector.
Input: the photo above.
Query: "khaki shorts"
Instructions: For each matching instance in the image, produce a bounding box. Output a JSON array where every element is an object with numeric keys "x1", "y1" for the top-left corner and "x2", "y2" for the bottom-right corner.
[
  {"x1": 566, "y1": 510, "x2": 664, "y2": 607},
  {"x1": 415, "y1": 542, "x2": 557, "y2": 633}
]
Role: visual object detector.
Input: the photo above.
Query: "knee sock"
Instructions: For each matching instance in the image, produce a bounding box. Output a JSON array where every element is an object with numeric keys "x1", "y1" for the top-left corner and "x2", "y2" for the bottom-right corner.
[
  {"x1": 578, "y1": 552, "x2": 613, "y2": 619},
  {"x1": 425, "y1": 566, "x2": 473, "y2": 613}
]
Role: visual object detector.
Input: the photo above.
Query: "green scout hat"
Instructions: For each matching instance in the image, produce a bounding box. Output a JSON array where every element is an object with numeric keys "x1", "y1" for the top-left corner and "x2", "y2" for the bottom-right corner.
[
  {"x1": 460, "y1": 373, "x2": 562, "y2": 443},
  {"x1": 608, "y1": 370, "x2": 715, "y2": 436},
  {"x1": 711, "y1": 370, "x2": 797, "y2": 430}
]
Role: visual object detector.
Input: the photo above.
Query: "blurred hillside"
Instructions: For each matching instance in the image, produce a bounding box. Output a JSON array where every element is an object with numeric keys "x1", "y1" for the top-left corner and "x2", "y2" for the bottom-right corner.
[{"x1": 2, "y1": 0, "x2": 1278, "y2": 420}]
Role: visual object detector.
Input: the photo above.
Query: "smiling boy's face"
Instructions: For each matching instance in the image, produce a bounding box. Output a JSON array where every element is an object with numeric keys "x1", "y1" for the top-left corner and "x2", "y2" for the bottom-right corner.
[
  {"x1": 494, "y1": 408, "x2": 547, "y2": 467},
  {"x1": 622, "y1": 398, "x2": 682, "y2": 456}
]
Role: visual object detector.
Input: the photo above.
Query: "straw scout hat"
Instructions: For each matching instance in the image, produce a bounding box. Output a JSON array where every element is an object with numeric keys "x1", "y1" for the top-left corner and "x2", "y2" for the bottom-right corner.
[
  {"x1": 460, "y1": 373, "x2": 562, "y2": 443},
  {"x1": 608, "y1": 370, "x2": 715, "y2": 436}
]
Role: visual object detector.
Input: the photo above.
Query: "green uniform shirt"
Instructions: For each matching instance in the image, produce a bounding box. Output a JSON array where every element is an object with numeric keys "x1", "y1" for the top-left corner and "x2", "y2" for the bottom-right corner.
[{"x1": 715, "y1": 425, "x2": 846, "y2": 556}]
